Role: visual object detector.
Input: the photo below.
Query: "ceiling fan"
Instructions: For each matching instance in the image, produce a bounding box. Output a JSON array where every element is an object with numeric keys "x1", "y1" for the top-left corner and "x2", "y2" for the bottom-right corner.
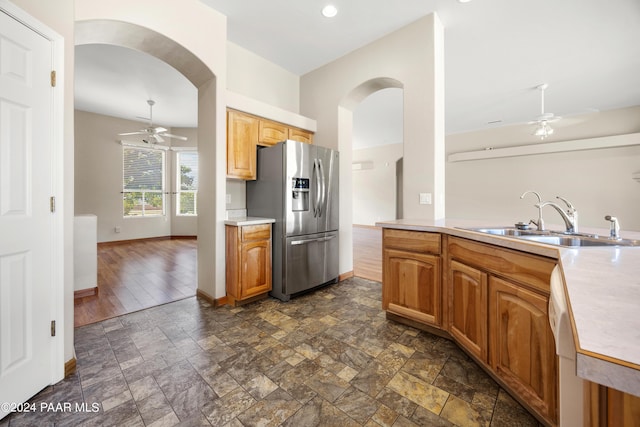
[
  {"x1": 528, "y1": 83, "x2": 561, "y2": 139},
  {"x1": 118, "y1": 99, "x2": 187, "y2": 143}
]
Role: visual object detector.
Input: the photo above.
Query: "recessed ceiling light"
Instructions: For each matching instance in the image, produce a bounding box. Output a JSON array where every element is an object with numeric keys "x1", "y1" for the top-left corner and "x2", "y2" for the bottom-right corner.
[
  {"x1": 458, "y1": 0, "x2": 472, "y2": 3},
  {"x1": 322, "y1": 5, "x2": 338, "y2": 18}
]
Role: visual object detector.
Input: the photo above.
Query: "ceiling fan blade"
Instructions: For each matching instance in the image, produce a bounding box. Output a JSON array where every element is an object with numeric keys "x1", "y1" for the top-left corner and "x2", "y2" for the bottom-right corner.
[
  {"x1": 160, "y1": 133, "x2": 188, "y2": 141},
  {"x1": 118, "y1": 131, "x2": 146, "y2": 136}
]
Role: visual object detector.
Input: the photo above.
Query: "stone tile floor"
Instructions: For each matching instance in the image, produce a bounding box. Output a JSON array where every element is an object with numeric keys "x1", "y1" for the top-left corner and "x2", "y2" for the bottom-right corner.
[{"x1": 1, "y1": 278, "x2": 542, "y2": 426}]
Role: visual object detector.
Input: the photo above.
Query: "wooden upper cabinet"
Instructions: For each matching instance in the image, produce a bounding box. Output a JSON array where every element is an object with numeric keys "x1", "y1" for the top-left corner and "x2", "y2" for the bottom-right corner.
[
  {"x1": 288, "y1": 127, "x2": 314, "y2": 144},
  {"x1": 258, "y1": 119, "x2": 314, "y2": 146},
  {"x1": 227, "y1": 109, "x2": 315, "y2": 180},
  {"x1": 489, "y1": 275, "x2": 558, "y2": 423},
  {"x1": 449, "y1": 260, "x2": 488, "y2": 362},
  {"x1": 227, "y1": 110, "x2": 258, "y2": 180},
  {"x1": 258, "y1": 120, "x2": 288, "y2": 146}
]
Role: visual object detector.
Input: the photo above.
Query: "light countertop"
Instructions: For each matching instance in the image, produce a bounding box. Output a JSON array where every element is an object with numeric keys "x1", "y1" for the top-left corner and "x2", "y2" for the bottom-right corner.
[
  {"x1": 224, "y1": 217, "x2": 275, "y2": 227},
  {"x1": 376, "y1": 218, "x2": 640, "y2": 396}
]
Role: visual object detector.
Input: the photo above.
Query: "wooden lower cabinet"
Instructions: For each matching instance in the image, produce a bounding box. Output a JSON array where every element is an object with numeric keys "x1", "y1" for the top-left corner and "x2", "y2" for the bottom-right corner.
[
  {"x1": 382, "y1": 229, "x2": 442, "y2": 327},
  {"x1": 226, "y1": 224, "x2": 272, "y2": 305},
  {"x1": 586, "y1": 382, "x2": 640, "y2": 427},
  {"x1": 382, "y1": 233, "x2": 558, "y2": 426},
  {"x1": 449, "y1": 260, "x2": 488, "y2": 362},
  {"x1": 489, "y1": 276, "x2": 558, "y2": 423},
  {"x1": 383, "y1": 248, "x2": 441, "y2": 326}
]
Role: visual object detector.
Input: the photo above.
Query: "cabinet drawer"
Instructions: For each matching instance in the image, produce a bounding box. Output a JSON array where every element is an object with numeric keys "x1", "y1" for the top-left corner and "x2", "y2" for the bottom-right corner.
[
  {"x1": 241, "y1": 224, "x2": 271, "y2": 242},
  {"x1": 383, "y1": 229, "x2": 441, "y2": 255},
  {"x1": 448, "y1": 236, "x2": 555, "y2": 293}
]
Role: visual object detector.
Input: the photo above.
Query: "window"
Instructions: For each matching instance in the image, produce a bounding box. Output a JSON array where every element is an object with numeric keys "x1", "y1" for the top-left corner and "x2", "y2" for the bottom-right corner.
[
  {"x1": 123, "y1": 146, "x2": 165, "y2": 217},
  {"x1": 176, "y1": 151, "x2": 198, "y2": 216}
]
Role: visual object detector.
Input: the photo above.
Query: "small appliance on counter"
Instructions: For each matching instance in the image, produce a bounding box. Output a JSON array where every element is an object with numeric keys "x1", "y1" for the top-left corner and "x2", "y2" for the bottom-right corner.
[{"x1": 247, "y1": 140, "x2": 339, "y2": 301}]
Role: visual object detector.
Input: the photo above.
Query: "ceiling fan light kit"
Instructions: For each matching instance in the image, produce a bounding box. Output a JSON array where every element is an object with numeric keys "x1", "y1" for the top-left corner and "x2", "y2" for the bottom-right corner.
[
  {"x1": 118, "y1": 99, "x2": 187, "y2": 144},
  {"x1": 530, "y1": 83, "x2": 561, "y2": 140}
]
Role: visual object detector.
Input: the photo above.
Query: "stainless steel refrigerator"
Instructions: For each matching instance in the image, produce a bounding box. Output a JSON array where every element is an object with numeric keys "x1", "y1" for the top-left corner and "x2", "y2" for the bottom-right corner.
[{"x1": 247, "y1": 140, "x2": 339, "y2": 301}]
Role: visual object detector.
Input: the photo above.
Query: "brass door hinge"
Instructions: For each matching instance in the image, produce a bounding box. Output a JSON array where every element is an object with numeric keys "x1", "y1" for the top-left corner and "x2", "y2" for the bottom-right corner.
[
  {"x1": 50, "y1": 196, "x2": 55, "y2": 213},
  {"x1": 51, "y1": 320, "x2": 56, "y2": 337},
  {"x1": 50, "y1": 70, "x2": 56, "y2": 87}
]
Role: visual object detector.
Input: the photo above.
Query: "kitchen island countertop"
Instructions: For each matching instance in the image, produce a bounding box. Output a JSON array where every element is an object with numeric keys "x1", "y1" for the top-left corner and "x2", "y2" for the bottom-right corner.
[{"x1": 376, "y1": 218, "x2": 640, "y2": 396}]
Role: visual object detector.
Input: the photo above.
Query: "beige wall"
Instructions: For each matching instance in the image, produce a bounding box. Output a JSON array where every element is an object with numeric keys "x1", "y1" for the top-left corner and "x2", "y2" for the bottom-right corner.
[
  {"x1": 446, "y1": 106, "x2": 640, "y2": 232},
  {"x1": 74, "y1": 111, "x2": 194, "y2": 242},
  {"x1": 300, "y1": 14, "x2": 445, "y2": 276},
  {"x1": 225, "y1": 41, "x2": 302, "y2": 211},
  {"x1": 227, "y1": 42, "x2": 300, "y2": 114},
  {"x1": 75, "y1": 0, "x2": 228, "y2": 301},
  {"x1": 352, "y1": 144, "x2": 403, "y2": 225}
]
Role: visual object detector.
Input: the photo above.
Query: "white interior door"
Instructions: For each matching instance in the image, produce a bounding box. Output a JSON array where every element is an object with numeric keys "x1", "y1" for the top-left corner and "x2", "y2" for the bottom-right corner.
[{"x1": 0, "y1": 9, "x2": 54, "y2": 419}]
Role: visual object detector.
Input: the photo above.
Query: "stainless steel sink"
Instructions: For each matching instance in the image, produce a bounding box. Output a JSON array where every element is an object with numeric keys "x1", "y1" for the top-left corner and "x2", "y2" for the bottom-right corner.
[
  {"x1": 460, "y1": 227, "x2": 640, "y2": 247},
  {"x1": 465, "y1": 227, "x2": 546, "y2": 237},
  {"x1": 518, "y1": 235, "x2": 638, "y2": 247}
]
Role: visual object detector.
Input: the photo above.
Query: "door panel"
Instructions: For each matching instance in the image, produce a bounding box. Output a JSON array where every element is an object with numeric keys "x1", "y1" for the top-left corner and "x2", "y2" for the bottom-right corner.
[
  {"x1": 0, "y1": 9, "x2": 53, "y2": 419},
  {"x1": 285, "y1": 140, "x2": 315, "y2": 236},
  {"x1": 286, "y1": 233, "x2": 325, "y2": 294},
  {"x1": 489, "y1": 276, "x2": 557, "y2": 422},
  {"x1": 316, "y1": 146, "x2": 339, "y2": 233},
  {"x1": 449, "y1": 260, "x2": 488, "y2": 361}
]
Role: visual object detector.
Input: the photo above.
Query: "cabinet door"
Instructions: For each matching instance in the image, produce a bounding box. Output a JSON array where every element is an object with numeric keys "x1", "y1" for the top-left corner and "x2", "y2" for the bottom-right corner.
[
  {"x1": 258, "y1": 120, "x2": 287, "y2": 146},
  {"x1": 383, "y1": 248, "x2": 441, "y2": 326},
  {"x1": 449, "y1": 260, "x2": 488, "y2": 362},
  {"x1": 288, "y1": 127, "x2": 313, "y2": 144},
  {"x1": 227, "y1": 110, "x2": 258, "y2": 179},
  {"x1": 240, "y1": 239, "x2": 272, "y2": 299},
  {"x1": 489, "y1": 276, "x2": 557, "y2": 423}
]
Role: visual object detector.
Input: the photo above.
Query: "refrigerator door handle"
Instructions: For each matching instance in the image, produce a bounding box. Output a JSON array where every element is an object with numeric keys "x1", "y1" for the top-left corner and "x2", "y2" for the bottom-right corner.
[
  {"x1": 318, "y1": 158, "x2": 326, "y2": 217},
  {"x1": 291, "y1": 237, "x2": 320, "y2": 245},
  {"x1": 290, "y1": 235, "x2": 336, "y2": 246},
  {"x1": 313, "y1": 159, "x2": 321, "y2": 217}
]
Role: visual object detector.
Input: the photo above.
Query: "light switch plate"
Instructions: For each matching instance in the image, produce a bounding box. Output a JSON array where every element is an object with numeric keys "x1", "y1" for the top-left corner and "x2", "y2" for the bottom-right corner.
[{"x1": 419, "y1": 193, "x2": 432, "y2": 205}]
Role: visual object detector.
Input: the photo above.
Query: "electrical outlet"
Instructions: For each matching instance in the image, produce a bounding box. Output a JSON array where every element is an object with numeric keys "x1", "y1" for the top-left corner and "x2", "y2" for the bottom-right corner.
[
  {"x1": 114, "y1": 226, "x2": 121, "y2": 233},
  {"x1": 226, "y1": 194, "x2": 231, "y2": 204},
  {"x1": 419, "y1": 193, "x2": 432, "y2": 205}
]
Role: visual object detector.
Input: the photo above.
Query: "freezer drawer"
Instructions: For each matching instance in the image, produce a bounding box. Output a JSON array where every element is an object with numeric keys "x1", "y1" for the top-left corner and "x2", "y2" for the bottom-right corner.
[{"x1": 285, "y1": 232, "x2": 338, "y2": 296}]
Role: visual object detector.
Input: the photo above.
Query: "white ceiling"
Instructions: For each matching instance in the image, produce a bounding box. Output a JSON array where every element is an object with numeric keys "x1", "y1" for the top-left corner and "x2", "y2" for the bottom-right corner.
[{"x1": 74, "y1": 0, "x2": 640, "y2": 139}]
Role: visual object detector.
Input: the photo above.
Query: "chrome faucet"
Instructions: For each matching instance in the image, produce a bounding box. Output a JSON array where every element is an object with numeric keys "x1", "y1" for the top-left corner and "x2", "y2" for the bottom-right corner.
[
  {"x1": 604, "y1": 215, "x2": 620, "y2": 239},
  {"x1": 520, "y1": 190, "x2": 545, "y2": 231},
  {"x1": 536, "y1": 196, "x2": 578, "y2": 233}
]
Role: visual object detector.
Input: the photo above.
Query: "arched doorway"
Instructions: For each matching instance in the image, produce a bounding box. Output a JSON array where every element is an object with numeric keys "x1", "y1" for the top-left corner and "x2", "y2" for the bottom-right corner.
[
  {"x1": 351, "y1": 87, "x2": 403, "y2": 282},
  {"x1": 337, "y1": 78, "x2": 404, "y2": 281},
  {"x1": 74, "y1": 16, "x2": 226, "y2": 305}
]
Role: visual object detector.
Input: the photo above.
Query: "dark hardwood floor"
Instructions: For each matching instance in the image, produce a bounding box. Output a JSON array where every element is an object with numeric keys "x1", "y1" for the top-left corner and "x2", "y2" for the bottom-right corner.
[
  {"x1": 352, "y1": 225, "x2": 382, "y2": 282},
  {"x1": 74, "y1": 238, "x2": 197, "y2": 327}
]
